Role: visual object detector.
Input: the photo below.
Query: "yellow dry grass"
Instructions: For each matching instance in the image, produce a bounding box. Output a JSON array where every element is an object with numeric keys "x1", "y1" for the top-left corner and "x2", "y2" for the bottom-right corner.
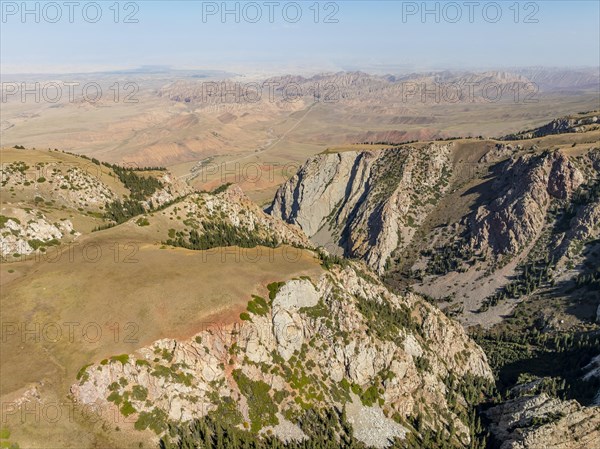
[{"x1": 0, "y1": 221, "x2": 323, "y2": 447}]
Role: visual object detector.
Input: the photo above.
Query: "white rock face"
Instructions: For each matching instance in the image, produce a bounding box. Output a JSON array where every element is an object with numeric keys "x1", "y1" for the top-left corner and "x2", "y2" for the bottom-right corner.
[
  {"x1": 270, "y1": 414, "x2": 307, "y2": 443},
  {"x1": 71, "y1": 263, "x2": 493, "y2": 446},
  {"x1": 269, "y1": 144, "x2": 453, "y2": 273},
  {"x1": 144, "y1": 172, "x2": 192, "y2": 209},
  {"x1": 469, "y1": 151, "x2": 584, "y2": 256},
  {"x1": 273, "y1": 279, "x2": 320, "y2": 310},
  {"x1": 272, "y1": 151, "x2": 370, "y2": 238},
  {"x1": 1, "y1": 161, "x2": 116, "y2": 210},
  {"x1": 345, "y1": 393, "x2": 408, "y2": 448},
  {"x1": 0, "y1": 207, "x2": 78, "y2": 257},
  {"x1": 272, "y1": 280, "x2": 320, "y2": 361},
  {"x1": 486, "y1": 394, "x2": 600, "y2": 449},
  {"x1": 403, "y1": 334, "x2": 423, "y2": 358}
]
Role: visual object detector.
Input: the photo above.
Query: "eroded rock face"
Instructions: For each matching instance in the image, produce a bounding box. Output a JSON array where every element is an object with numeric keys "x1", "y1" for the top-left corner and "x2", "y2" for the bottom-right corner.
[
  {"x1": 0, "y1": 206, "x2": 78, "y2": 257},
  {"x1": 345, "y1": 393, "x2": 408, "y2": 448},
  {"x1": 0, "y1": 161, "x2": 117, "y2": 211},
  {"x1": 554, "y1": 196, "x2": 600, "y2": 263},
  {"x1": 269, "y1": 151, "x2": 367, "y2": 238},
  {"x1": 269, "y1": 144, "x2": 453, "y2": 273},
  {"x1": 271, "y1": 280, "x2": 320, "y2": 361},
  {"x1": 144, "y1": 172, "x2": 192, "y2": 209},
  {"x1": 486, "y1": 394, "x2": 600, "y2": 449},
  {"x1": 583, "y1": 355, "x2": 600, "y2": 406},
  {"x1": 468, "y1": 151, "x2": 584, "y2": 256},
  {"x1": 268, "y1": 141, "x2": 599, "y2": 281},
  {"x1": 157, "y1": 184, "x2": 313, "y2": 249},
  {"x1": 71, "y1": 263, "x2": 493, "y2": 446},
  {"x1": 478, "y1": 143, "x2": 519, "y2": 164}
]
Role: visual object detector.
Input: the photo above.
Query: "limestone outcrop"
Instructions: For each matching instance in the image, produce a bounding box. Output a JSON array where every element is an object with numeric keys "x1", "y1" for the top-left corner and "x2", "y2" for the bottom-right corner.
[
  {"x1": 269, "y1": 144, "x2": 453, "y2": 273},
  {"x1": 71, "y1": 263, "x2": 493, "y2": 446}
]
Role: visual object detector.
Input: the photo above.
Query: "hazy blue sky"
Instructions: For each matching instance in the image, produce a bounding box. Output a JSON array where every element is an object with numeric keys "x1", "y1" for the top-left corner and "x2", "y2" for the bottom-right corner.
[{"x1": 1, "y1": 1, "x2": 599, "y2": 74}]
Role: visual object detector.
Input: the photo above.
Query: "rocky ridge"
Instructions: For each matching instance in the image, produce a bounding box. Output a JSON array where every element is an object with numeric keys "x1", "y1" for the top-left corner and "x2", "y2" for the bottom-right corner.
[
  {"x1": 71, "y1": 263, "x2": 493, "y2": 447},
  {"x1": 0, "y1": 153, "x2": 196, "y2": 258},
  {"x1": 268, "y1": 134, "x2": 599, "y2": 325},
  {"x1": 1, "y1": 160, "x2": 117, "y2": 211},
  {"x1": 144, "y1": 172, "x2": 192, "y2": 209},
  {"x1": 467, "y1": 150, "x2": 586, "y2": 257},
  {"x1": 154, "y1": 184, "x2": 312, "y2": 249},
  {"x1": 503, "y1": 113, "x2": 599, "y2": 140},
  {"x1": 269, "y1": 144, "x2": 453, "y2": 274},
  {"x1": 161, "y1": 71, "x2": 536, "y2": 107},
  {"x1": 485, "y1": 393, "x2": 600, "y2": 449}
]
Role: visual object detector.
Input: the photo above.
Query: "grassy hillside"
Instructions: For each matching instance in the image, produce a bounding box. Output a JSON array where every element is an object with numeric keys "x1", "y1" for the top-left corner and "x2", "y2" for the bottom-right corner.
[{"x1": 0, "y1": 148, "x2": 323, "y2": 448}]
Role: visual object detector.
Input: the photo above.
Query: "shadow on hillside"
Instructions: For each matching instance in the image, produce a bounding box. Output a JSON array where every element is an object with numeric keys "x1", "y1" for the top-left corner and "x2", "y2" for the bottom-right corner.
[
  {"x1": 496, "y1": 339, "x2": 600, "y2": 406},
  {"x1": 546, "y1": 241, "x2": 600, "y2": 323},
  {"x1": 460, "y1": 159, "x2": 510, "y2": 216}
]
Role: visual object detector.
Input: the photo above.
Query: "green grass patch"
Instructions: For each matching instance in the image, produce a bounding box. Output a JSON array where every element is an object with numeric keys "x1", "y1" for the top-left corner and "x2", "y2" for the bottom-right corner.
[
  {"x1": 135, "y1": 408, "x2": 168, "y2": 434},
  {"x1": 136, "y1": 217, "x2": 150, "y2": 226},
  {"x1": 247, "y1": 295, "x2": 269, "y2": 316},
  {"x1": 110, "y1": 354, "x2": 130, "y2": 365},
  {"x1": 232, "y1": 369, "x2": 278, "y2": 432}
]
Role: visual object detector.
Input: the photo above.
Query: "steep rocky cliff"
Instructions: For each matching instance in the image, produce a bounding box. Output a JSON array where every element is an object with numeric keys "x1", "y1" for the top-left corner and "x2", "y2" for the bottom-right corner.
[
  {"x1": 467, "y1": 150, "x2": 585, "y2": 256},
  {"x1": 265, "y1": 124, "x2": 600, "y2": 449},
  {"x1": 486, "y1": 394, "x2": 600, "y2": 449},
  {"x1": 268, "y1": 136, "x2": 600, "y2": 327},
  {"x1": 269, "y1": 144, "x2": 453, "y2": 274},
  {"x1": 71, "y1": 263, "x2": 493, "y2": 448}
]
